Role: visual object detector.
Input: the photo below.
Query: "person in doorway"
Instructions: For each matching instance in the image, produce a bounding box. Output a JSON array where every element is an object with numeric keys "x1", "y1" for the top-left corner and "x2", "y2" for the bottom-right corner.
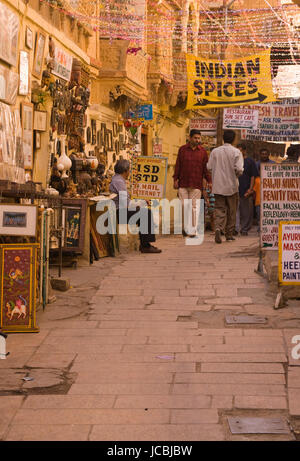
[
  {"x1": 207, "y1": 130, "x2": 244, "y2": 244},
  {"x1": 236, "y1": 143, "x2": 259, "y2": 236},
  {"x1": 109, "y1": 160, "x2": 161, "y2": 254},
  {"x1": 173, "y1": 130, "x2": 211, "y2": 237},
  {"x1": 256, "y1": 148, "x2": 275, "y2": 171}
]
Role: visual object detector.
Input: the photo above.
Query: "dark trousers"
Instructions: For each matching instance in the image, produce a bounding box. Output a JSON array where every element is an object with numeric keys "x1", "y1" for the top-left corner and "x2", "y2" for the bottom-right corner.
[
  {"x1": 117, "y1": 207, "x2": 156, "y2": 247},
  {"x1": 239, "y1": 195, "x2": 253, "y2": 233},
  {"x1": 214, "y1": 193, "x2": 239, "y2": 237}
]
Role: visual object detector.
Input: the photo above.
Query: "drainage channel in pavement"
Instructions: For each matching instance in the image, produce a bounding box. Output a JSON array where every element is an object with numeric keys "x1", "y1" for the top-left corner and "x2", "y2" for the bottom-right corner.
[{"x1": 220, "y1": 409, "x2": 296, "y2": 441}]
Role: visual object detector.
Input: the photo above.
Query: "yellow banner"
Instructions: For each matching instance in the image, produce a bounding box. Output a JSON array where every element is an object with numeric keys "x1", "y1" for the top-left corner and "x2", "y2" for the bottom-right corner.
[
  {"x1": 131, "y1": 156, "x2": 168, "y2": 200},
  {"x1": 186, "y1": 50, "x2": 276, "y2": 110}
]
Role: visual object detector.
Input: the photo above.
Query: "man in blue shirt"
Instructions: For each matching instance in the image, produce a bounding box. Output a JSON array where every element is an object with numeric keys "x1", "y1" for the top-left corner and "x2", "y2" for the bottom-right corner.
[
  {"x1": 236, "y1": 143, "x2": 259, "y2": 236},
  {"x1": 256, "y1": 148, "x2": 275, "y2": 171}
]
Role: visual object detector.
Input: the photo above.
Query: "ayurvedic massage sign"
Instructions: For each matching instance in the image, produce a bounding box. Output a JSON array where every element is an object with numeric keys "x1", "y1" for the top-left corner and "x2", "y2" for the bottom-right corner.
[
  {"x1": 260, "y1": 164, "x2": 300, "y2": 250},
  {"x1": 131, "y1": 156, "x2": 168, "y2": 200},
  {"x1": 186, "y1": 49, "x2": 275, "y2": 109},
  {"x1": 278, "y1": 222, "x2": 300, "y2": 285}
]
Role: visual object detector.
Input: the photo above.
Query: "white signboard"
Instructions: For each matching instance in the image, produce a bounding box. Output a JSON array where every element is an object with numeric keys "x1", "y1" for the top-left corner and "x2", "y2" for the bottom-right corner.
[
  {"x1": 273, "y1": 65, "x2": 300, "y2": 99},
  {"x1": 223, "y1": 108, "x2": 259, "y2": 130},
  {"x1": 242, "y1": 98, "x2": 300, "y2": 142},
  {"x1": 153, "y1": 138, "x2": 163, "y2": 156},
  {"x1": 190, "y1": 118, "x2": 217, "y2": 136},
  {"x1": 278, "y1": 221, "x2": 300, "y2": 285},
  {"x1": 52, "y1": 47, "x2": 73, "y2": 82},
  {"x1": 260, "y1": 163, "x2": 300, "y2": 250}
]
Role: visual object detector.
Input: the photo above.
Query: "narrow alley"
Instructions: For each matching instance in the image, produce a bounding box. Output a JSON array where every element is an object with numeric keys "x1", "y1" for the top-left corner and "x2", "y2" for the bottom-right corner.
[{"x1": 1, "y1": 232, "x2": 299, "y2": 441}]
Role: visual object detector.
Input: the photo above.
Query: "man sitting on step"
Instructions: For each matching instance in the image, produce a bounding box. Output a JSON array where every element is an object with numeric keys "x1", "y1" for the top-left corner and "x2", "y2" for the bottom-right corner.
[{"x1": 109, "y1": 159, "x2": 162, "y2": 254}]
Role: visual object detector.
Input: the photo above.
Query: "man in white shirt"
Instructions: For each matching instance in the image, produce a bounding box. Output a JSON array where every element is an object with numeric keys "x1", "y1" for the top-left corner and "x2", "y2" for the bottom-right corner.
[{"x1": 207, "y1": 130, "x2": 244, "y2": 244}]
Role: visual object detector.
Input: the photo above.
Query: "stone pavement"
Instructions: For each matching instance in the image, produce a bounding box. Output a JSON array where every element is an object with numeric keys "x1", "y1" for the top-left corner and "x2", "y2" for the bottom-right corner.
[{"x1": 1, "y1": 232, "x2": 300, "y2": 441}]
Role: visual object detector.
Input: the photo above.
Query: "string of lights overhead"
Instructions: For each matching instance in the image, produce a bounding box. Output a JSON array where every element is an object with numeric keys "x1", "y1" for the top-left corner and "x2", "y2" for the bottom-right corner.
[{"x1": 40, "y1": 0, "x2": 300, "y2": 62}]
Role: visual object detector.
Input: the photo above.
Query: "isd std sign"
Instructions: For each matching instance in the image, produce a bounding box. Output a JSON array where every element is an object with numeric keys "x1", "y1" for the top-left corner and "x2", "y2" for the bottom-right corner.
[
  {"x1": 131, "y1": 156, "x2": 168, "y2": 201},
  {"x1": 186, "y1": 50, "x2": 275, "y2": 110}
]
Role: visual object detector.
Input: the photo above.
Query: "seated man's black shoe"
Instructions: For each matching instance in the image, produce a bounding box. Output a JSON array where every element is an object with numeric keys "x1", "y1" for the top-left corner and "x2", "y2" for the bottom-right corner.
[
  {"x1": 140, "y1": 245, "x2": 162, "y2": 254},
  {"x1": 226, "y1": 236, "x2": 235, "y2": 241},
  {"x1": 215, "y1": 229, "x2": 222, "y2": 244}
]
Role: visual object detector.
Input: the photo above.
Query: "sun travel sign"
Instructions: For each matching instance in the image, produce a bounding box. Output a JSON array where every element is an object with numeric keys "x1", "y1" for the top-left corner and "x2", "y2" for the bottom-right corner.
[
  {"x1": 260, "y1": 163, "x2": 300, "y2": 250},
  {"x1": 241, "y1": 98, "x2": 300, "y2": 142},
  {"x1": 186, "y1": 50, "x2": 275, "y2": 110},
  {"x1": 278, "y1": 221, "x2": 300, "y2": 285}
]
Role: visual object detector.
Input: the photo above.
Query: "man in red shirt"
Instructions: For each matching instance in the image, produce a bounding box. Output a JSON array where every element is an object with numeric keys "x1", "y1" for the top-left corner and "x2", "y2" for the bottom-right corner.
[{"x1": 173, "y1": 130, "x2": 211, "y2": 237}]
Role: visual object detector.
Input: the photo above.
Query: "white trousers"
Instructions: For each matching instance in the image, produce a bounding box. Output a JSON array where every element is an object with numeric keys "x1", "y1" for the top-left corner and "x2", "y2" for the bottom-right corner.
[{"x1": 178, "y1": 188, "x2": 202, "y2": 235}]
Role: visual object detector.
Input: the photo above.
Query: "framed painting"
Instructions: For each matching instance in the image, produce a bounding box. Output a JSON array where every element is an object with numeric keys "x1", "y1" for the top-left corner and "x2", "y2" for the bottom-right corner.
[
  {"x1": 32, "y1": 31, "x2": 46, "y2": 79},
  {"x1": 97, "y1": 130, "x2": 101, "y2": 147},
  {"x1": 106, "y1": 129, "x2": 113, "y2": 151},
  {"x1": 19, "y1": 51, "x2": 29, "y2": 96},
  {"x1": 112, "y1": 122, "x2": 118, "y2": 137},
  {"x1": 33, "y1": 110, "x2": 47, "y2": 131},
  {"x1": 0, "y1": 204, "x2": 38, "y2": 237},
  {"x1": 91, "y1": 119, "x2": 97, "y2": 145},
  {"x1": 100, "y1": 123, "x2": 106, "y2": 147},
  {"x1": 0, "y1": 243, "x2": 39, "y2": 333},
  {"x1": 61, "y1": 199, "x2": 86, "y2": 253},
  {"x1": 25, "y1": 26, "x2": 33, "y2": 49},
  {"x1": 35, "y1": 131, "x2": 41, "y2": 149},
  {"x1": 21, "y1": 102, "x2": 34, "y2": 169}
]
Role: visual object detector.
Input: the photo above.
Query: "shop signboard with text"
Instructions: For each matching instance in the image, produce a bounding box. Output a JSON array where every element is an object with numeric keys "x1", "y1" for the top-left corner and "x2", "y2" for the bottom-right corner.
[
  {"x1": 241, "y1": 98, "x2": 300, "y2": 142},
  {"x1": 223, "y1": 107, "x2": 259, "y2": 130},
  {"x1": 278, "y1": 221, "x2": 300, "y2": 285},
  {"x1": 51, "y1": 47, "x2": 73, "y2": 82},
  {"x1": 260, "y1": 164, "x2": 300, "y2": 250},
  {"x1": 131, "y1": 156, "x2": 168, "y2": 200},
  {"x1": 190, "y1": 118, "x2": 217, "y2": 136}
]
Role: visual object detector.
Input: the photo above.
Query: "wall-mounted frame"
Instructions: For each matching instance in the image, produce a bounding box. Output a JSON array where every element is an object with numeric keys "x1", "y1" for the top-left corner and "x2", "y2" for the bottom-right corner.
[
  {"x1": 19, "y1": 51, "x2": 29, "y2": 96},
  {"x1": 35, "y1": 131, "x2": 41, "y2": 149},
  {"x1": 97, "y1": 130, "x2": 101, "y2": 147},
  {"x1": 61, "y1": 199, "x2": 87, "y2": 253},
  {"x1": 91, "y1": 119, "x2": 97, "y2": 145},
  {"x1": 0, "y1": 243, "x2": 39, "y2": 333},
  {"x1": 32, "y1": 31, "x2": 46, "y2": 79},
  {"x1": 106, "y1": 129, "x2": 113, "y2": 151},
  {"x1": 33, "y1": 110, "x2": 47, "y2": 131},
  {"x1": 112, "y1": 122, "x2": 118, "y2": 137},
  {"x1": 21, "y1": 101, "x2": 34, "y2": 169},
  {"x1": 100, "y1": 123, "x2": 106, "y2": 146},
  {"x1": 86, "y1": 126, "x2": 91, "y2": 144},
  {"x1": 0, "y1": 204, "x2": 38, "y2": 237},
  {"x1": 0, "y1": 3, "x2": 19, "y2": 67},
  {"x1": 25, "y1": 26, "x2": 33, "y2": 50}
]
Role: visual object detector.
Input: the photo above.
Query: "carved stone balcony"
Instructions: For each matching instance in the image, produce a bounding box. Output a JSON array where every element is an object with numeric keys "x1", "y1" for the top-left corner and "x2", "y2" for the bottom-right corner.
[{"x1": 97, "y1": 39, "x2": 149, "y2": 104}]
